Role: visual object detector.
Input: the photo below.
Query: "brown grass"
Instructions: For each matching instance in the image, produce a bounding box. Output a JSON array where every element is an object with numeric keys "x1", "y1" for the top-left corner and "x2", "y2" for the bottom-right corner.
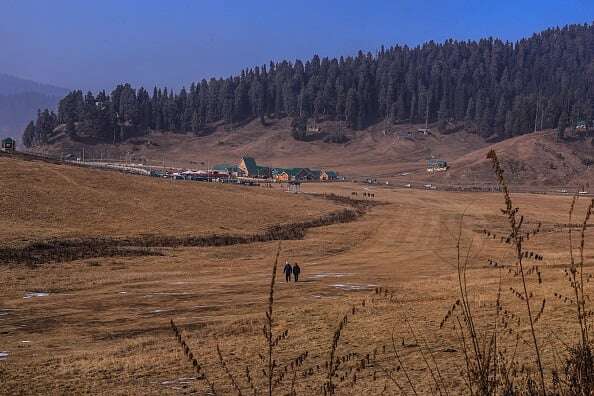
[
  {"x1": 5, "y1": 155, "x2": 594, "y2": 394},
  {"x1": 0, "y1": 155, "x2": 339, "y2": 248}
]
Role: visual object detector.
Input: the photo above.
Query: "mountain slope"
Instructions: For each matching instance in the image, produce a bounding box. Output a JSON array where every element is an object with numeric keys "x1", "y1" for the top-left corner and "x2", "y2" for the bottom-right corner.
[
  {"x1": 447, "y1": 131, "x2": 594, "y2": 188},
  {"x1": 0, "y1": 73, "x2": 68, "y2": 141},
  {"x1": 0, "y1": 73, "x2": 68, "y2": 96},
  {"x1": 32, "y1": 117, "x2": 487, "y2": 175}
]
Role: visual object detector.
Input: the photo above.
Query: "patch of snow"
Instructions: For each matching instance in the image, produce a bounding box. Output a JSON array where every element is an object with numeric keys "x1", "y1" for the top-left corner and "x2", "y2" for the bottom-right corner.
[
  {"x1": 311, "y1": 272, "x2": 352, "y2": 279},
  {"x1": 119, "y1": 291, "x2": 127, "y2": 294},
  {"x1": 0, "y1": 308, "x2": 14, "y2": 317},
  {"x1": 161, "y1": 377, "x2": 197, "y2": 386},
  {"x1": 23, "y1": 292, "x2": 49, "y2": 299},
  {"x1": 149, "y1": 292, "x2": 192, "y2": 296},
  {"x1": 331, "y1": 284, "x2": 378, "y2": 291},
  {"x1": 0, "y1": 352, "x2": 8, "y2": 360}
]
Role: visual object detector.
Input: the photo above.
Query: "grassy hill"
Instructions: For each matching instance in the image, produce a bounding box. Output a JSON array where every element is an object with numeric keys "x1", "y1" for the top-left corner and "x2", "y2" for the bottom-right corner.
[
  {"x1": 0, "y1": 153, "x2": 340, "y2": 248},
  {"x1": 30, "y1": 118, "x2": 594, "y2": 190}
]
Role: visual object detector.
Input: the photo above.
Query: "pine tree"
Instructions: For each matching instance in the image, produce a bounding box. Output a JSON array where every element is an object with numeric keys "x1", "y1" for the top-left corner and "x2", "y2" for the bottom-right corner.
[
  {"x1": 22, "y1": 121, "x2": 36, "y2": 147},
  {"x1": 345, "y1": 88, "x2": 358, "y2": 128}
]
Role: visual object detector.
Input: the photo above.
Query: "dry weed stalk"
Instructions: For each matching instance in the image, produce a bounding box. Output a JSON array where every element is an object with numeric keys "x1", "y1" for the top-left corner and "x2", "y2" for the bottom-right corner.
[
  {"x1": 166, "y1": 150, "x2": 594, "y2": 395},
  {"x1": 170, "y1": 319, "x2": 219, "y2": 395},
  {"x1": 263, "y1": 243, "x2": 282, "y2": 396},
  {"x1": 559, "y1": 194, "x2": 594, "y2": 394},
  {"x1": 487, "y1": 149, "x2": 546, "y2": 394}
]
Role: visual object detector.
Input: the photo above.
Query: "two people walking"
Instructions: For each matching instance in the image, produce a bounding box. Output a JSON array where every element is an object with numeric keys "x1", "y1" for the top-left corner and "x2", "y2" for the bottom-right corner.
[{"x1": 283, "y1": 261, "x2": 301, "y2": 282}]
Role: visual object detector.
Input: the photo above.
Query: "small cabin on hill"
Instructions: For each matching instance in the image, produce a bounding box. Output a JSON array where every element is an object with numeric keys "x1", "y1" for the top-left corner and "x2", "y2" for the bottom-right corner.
[
  {"x1": 307, "y1": 119, "x2": 321, "y2": 133},
  {"x1": 427, "y1": 159, "x2": 448, "y2": 173},
  {"x1": 1, "y1": 138, "x2": 16, "y2": 153}
]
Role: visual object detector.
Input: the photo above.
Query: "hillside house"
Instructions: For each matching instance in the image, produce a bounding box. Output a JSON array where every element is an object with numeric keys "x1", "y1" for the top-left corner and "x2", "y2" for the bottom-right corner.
[
  {"x1": 295, "y1": 168, "x2": 314, "y2": 181},
  {"x1": 307, "y1": 119, "x2": 321, "y2": 132},
  {"x1": 273, "y1": 168, "x2": 309, "y2": 182},
  {"x1": 320, "y1": 170, "x2": 338, "y2": 181},
  {"x1": 239, "y1": 156, "x2": 272, "y2": 178},
  {"x1": 239, "y1": 156, "x2": 258, "y2": 177},
  {"x1": 1, "y1": 138, "x2": 16, "y2": 153},
  {"x1": 272, "y1": 169, "x2": 291, "y2": 182},
  {"x1": 277, "y1": 172, "x2": 290, "y2": 182},
  {"x1": 427, "y1": 159, "x2": 448, "y2": 172}
]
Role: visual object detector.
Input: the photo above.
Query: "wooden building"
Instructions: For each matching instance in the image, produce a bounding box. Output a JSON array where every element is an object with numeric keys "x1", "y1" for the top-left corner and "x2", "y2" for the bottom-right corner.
[
  {"x1": 427, "y1": 159, "x2": 448, "y2": 172},
  {"x1": 1, "y1": 138, "x2": 16, "y2": 153},
  {"x1": 320, "y1": 170, "x2": 338, "y2": 181}
]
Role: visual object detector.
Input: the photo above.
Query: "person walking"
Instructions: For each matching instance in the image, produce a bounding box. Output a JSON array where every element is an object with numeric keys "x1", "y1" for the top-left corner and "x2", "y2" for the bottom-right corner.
[
  {"x1": 292, "y1": 263, "x2": 301, "y2": 282},
  {"x1": 283, "y1": 261, "x2": 292, "y2": 282}
]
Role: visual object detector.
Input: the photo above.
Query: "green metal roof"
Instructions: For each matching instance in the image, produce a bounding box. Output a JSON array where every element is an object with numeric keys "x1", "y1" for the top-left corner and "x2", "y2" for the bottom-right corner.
[
  {"x1": 241, "y1": 156, "x2": 258, "y2": 175},
  {"x1": 213, "y1": 163, "x2": 239, "y2": 172}
]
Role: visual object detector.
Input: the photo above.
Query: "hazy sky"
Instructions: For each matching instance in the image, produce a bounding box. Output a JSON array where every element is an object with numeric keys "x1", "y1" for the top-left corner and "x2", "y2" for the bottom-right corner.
[{"x1": 2, "y1": 0, "x2": 594, "y2": 92}]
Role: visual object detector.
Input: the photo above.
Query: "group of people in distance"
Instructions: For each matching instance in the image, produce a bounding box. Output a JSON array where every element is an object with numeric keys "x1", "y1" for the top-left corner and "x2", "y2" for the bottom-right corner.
[{"x1": 283, "y1": 261, "x2": 301, "y2": 282}]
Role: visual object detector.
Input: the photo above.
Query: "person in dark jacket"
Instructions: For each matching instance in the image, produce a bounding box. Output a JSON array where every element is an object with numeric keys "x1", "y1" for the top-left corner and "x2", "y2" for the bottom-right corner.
[
  {"x1": 292, "y1": 263, "x2": 301, "y2": 282},
  {"x1": 283, "y1": 261, "x2": 292, "y2": 282}
]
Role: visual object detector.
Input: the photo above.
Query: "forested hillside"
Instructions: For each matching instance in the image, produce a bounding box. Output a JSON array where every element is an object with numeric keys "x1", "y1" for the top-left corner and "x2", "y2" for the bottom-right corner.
[{"x1": 24, "y1": 23, "x2": 594, "y2": 147}]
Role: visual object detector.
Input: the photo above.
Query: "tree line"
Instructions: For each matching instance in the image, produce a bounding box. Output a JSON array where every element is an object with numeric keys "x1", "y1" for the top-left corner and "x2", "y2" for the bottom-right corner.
[{"x1": 23, "y1": 23, "x2": 594, "y2": 147}]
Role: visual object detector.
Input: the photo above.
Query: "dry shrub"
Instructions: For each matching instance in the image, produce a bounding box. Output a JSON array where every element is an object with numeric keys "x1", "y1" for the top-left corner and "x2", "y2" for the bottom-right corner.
[{"x1": 1, "y1": 208, "x2": 361, "y2": 266}]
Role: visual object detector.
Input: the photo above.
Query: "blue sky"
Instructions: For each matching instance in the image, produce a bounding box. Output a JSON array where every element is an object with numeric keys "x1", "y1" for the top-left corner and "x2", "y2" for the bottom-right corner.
[{"x1": 1, "y1": 0, "x2": 593, "y2": 91}]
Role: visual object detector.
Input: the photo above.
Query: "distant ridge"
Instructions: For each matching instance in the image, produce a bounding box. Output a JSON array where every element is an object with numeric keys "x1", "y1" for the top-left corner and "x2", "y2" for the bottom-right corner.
[
  {"x1": 0, "y1": 73, "x2": 68, "y2": 96},
  {"x1": 0, "y1": 73, "x2": 69, "y2": 141}
]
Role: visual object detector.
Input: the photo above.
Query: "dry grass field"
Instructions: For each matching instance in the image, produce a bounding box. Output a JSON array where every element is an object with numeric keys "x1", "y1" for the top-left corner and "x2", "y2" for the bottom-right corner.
[
  {"x1": 2, "y1": 154, "x2": 594, "y2": 394},
  {"x1": 0, "y1": 155, "x2": 339, "y2": 248}
]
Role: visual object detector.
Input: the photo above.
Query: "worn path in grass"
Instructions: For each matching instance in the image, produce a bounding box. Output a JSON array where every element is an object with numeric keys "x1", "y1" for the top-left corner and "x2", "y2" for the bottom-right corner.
[{"x1": 2, "y1": 169, "x2": 594, "y2": 394}]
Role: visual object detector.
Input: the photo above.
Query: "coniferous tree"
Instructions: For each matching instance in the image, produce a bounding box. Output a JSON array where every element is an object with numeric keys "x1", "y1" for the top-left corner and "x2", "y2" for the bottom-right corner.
[
  {"x1": 22, "y1": 121, "x2": 36, "y2": 147},
  {"x1": 25, "y1": 22, "x2": 594, "y2": 144}
]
